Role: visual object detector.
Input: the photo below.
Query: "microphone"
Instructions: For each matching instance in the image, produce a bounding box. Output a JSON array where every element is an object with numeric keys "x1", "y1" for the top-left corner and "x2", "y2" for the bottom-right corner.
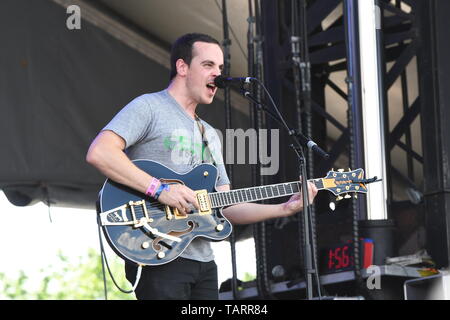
[
  {"x1": 306, "y1": 140, "x2": 330, "y2": 159},
  {"x1": 292, "y1": 130, "x2": 330, "y2": 159},
  {"x1": 214, "y1": 75, "x2": 255, "y2": 89}
]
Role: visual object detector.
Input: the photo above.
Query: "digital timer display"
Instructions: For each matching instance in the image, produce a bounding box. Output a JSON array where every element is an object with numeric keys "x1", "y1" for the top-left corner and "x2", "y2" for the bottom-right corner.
[
  {"x1": 327, "y1": 244, "x2": 352, "y2": 270},
  {"x1": 320, "y1": 239, "x2": 374, "y2": 274}
]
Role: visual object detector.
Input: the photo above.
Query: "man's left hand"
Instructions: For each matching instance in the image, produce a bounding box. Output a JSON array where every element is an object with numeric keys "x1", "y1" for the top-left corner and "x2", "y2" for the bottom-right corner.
[{"x1": 282, "y1": 181, "x2": 318, "y2": 215}]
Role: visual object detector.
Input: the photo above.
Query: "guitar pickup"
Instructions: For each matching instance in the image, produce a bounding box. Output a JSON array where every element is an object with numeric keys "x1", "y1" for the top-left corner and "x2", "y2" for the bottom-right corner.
[
  {"x1": 196, "y1": 190, "x2": 212, "y2": 216},
  {"x1": 164, "y1": 190, "x2": 211, "y2": 219}
]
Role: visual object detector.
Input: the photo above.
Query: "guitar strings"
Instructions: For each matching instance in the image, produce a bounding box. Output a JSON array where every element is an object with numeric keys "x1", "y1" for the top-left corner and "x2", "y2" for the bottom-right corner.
[
  {"x1": 129, "y1": 183, "x2": 302, "y2": 216},
  {"x1": 117, "y1": 180, "x2": 324, "y2": 219},
  {"x1": 105, "y1": 176, "x2": 359, "y2": 223}
]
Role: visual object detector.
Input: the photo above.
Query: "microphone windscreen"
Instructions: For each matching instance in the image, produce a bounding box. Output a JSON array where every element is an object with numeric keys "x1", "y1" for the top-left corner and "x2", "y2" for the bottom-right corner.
[{"x1": 213, "y1": 76, "x2": 227, "y2": 89}]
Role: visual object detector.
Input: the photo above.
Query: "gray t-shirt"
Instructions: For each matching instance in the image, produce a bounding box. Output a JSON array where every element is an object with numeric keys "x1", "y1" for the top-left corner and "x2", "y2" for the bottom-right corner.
[{"x1": 102, "y1": 89, "x2": 230, "y2": 262}]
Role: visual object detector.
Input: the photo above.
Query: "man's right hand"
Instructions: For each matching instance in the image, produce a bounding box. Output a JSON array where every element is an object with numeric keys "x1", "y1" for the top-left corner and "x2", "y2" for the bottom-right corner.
[{"x1": 157, "y1": 184, "x2": 200, "y2": 215}]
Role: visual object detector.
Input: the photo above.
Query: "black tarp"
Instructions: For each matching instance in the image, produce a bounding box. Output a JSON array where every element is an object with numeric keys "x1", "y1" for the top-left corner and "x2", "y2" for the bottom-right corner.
[
  {"x1": 0, "y1": 0, "x2": 178, "y2": 208},
  {"x1": 0, "y1": 0, "x2": 251, "y2": 210}
]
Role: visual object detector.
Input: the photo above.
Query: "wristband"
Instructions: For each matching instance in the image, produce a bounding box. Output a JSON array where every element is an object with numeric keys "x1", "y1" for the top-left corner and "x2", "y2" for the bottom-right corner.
[
  {"x1": 145, "y1": 178, "x2": 161, "y2": 197},
  {"x1": 154, "y1": 183, "x2": 170, "y2": 200}
]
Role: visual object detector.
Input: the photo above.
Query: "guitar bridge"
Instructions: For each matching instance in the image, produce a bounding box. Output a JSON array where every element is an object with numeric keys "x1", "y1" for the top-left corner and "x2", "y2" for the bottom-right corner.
[{"x1": 166, "y1": 206, "x2": 188, "y2": 220}]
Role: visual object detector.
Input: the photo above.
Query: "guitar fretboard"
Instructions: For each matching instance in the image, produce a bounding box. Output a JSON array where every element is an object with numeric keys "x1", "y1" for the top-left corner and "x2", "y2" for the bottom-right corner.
[{"x1": 208, "y1": 179, "x2": 324, "y2": 208}]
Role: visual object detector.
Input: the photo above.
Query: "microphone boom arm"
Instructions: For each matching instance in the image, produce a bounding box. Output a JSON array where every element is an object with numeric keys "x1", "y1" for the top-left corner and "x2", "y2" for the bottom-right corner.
[{"x1": 240, "y1": 83, "x2": 329, "y2": 159}]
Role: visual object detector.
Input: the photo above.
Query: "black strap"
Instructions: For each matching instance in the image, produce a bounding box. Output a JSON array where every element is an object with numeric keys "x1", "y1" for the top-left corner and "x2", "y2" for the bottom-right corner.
[{"x1": 194, "y1": 114, "x2": 217, "y2": 166}]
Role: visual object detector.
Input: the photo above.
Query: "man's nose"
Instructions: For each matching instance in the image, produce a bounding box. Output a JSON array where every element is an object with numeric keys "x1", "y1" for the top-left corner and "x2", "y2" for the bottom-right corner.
[{"x1": 213, "y1": 66, "x2": 222, "y2": 76}]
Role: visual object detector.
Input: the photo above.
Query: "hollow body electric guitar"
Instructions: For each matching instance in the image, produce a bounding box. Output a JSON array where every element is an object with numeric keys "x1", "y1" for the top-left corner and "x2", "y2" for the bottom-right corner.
[{"x1": 98, "y1": 160, "x2": 369, "y2": 266}]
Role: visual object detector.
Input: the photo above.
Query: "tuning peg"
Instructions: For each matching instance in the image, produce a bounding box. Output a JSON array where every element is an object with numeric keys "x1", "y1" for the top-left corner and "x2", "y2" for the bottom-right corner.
[
  {"x1": 338, "y1": 169, "x2": 344, "y2": 173},
  {"x1": 344, "y1": 194, "x2": 351, "y2": 199},
  {"x1": 336, "y1": 195, "x2": 343, "y2": 201},
  {"x1": 348, "y1": 168, "x2": 352, "y2": 172},
  {"x1": 354, "y1": 194, "x2": 358, "y2": 199}
]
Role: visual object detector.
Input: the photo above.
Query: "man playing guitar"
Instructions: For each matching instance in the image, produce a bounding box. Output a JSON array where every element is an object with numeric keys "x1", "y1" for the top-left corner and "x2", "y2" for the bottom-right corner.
[{"x1": 86, "y1": 33, "x2": 318, "y2": 300}]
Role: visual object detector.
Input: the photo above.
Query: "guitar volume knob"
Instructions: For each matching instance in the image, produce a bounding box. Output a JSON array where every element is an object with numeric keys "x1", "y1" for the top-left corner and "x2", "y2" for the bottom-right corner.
[{"x1": 215, "y1": 224, "x2": 224, "y2": 232}]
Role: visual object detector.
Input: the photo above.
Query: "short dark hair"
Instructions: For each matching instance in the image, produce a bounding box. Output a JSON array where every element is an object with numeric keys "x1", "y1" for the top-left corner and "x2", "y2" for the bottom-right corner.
[{"x1": 169, "y1": 33, "x2": 221, "y2": 80}]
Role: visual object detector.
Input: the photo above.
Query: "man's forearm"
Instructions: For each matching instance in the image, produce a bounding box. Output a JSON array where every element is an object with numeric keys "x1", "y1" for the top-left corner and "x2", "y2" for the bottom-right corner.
[
  {"x1": 91, "y1": 150, "x2": 152, "y2": 193},
  {"x1": 222, "y1": 202, "x2": 293, "y2": 225}
]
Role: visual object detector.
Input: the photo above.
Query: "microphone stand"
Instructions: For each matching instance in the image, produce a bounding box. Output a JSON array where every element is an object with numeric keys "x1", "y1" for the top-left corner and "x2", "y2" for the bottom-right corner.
[
  {"x1": 220, "y1": 0, "x2": 240, "y2": 300},
  {"x1": 241, "y1": 87, "x2": 329, "y2": 160},
  {"x1": 240, "y1": 84, "x2": 326, "y2": 300}
]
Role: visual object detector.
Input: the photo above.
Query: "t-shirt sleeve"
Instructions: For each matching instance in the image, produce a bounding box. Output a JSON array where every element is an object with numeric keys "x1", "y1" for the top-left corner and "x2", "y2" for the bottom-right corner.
[
  {"x1": 102, "y1": 95, "x2": 153, "y2": 148},
  {"x1": 216, "y1": 160, "x2": 230, "y2": 187}
]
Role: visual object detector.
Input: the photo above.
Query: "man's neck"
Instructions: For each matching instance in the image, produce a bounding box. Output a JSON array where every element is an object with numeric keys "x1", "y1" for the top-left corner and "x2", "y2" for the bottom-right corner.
[{"x1": 167, "y1": 81, "x2": 197, "y2": 119}]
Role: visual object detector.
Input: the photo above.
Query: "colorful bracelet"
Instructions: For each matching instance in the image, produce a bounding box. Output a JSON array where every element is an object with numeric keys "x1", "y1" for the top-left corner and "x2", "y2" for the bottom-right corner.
[
  {"x1": 154, "y1": 183, "x2": 170, "y2": 200},
  {"x1": 145, "y1": 178, "x2": 161, "y2": 197}
]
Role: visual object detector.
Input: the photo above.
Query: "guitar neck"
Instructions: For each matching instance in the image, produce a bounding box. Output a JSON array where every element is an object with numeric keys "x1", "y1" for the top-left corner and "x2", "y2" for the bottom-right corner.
[{"x1": 209, "y1": 179, "x2": 325, "y2": 209}]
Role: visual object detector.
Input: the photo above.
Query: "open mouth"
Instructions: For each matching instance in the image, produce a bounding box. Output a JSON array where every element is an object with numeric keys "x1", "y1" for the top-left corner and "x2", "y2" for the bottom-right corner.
[{"x1": 206, "y1": 82, "x2": 217, "y2": 94}]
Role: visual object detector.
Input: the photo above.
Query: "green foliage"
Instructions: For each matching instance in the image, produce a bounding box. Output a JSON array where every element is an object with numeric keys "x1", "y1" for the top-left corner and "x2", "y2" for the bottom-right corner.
[
  {"x1": 242, "y1": 272, "x2": 256, "y2": 282},
  {"x1": 0, "y1": 249, "x2": 135, "y2": 300}
]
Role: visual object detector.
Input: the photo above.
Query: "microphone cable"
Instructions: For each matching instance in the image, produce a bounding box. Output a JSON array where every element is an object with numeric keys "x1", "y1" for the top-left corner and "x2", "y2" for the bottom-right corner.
[{"x1": 97, "y1": 216, "x2": 142, "y2": 297}]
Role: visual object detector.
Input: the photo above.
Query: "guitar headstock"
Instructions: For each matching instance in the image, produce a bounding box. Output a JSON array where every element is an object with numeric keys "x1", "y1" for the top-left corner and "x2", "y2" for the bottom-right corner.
[{"x1": 322, "y1": 168, "x2": 368, "y2": 199}]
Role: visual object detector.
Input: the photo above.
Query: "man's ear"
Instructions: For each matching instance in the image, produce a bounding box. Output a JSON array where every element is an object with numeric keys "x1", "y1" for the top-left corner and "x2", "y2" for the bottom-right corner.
[{"x1": 176, "y1": 58, "x2": 188, "y2": 77}]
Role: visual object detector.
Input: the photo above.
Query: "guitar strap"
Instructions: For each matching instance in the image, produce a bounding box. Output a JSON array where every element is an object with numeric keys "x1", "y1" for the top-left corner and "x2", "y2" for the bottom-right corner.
[{"x1": 194, "y1": 114, "x2": 218, "y2": 167}]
